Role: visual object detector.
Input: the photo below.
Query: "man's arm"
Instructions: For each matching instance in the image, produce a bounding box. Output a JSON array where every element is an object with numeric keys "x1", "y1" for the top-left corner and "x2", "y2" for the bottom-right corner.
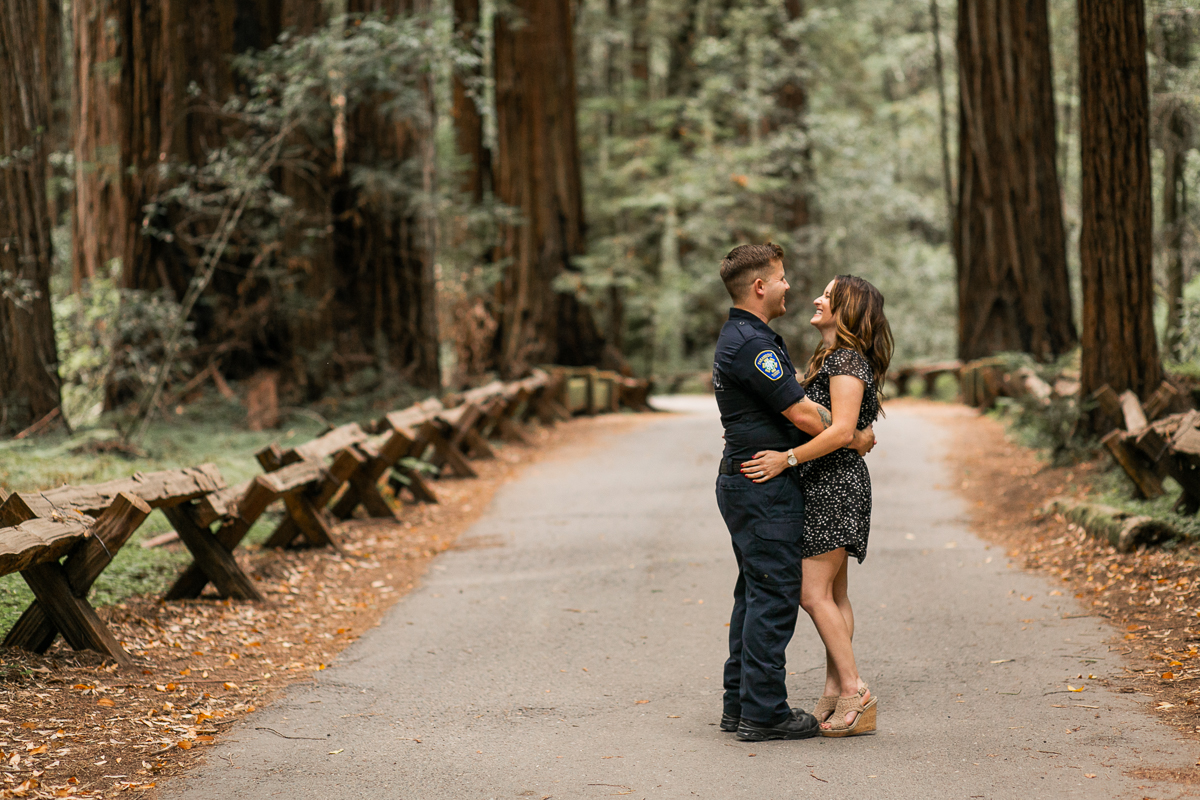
[
  {"x1": 781, "y1": 398, "x2": 875, "y2": 456},
  {"x1": 781, "y1": 397, "x2": 831, "y2": 438}
]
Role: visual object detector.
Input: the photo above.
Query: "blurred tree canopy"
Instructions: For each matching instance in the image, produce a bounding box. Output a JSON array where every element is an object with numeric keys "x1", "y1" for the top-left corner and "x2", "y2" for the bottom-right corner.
[
  {"x1": 4, "y1": 0, "x2": 1200, "y2": 434},
  {"x1": 573, "y1": 0, "x2": 959, "y2": 382}
]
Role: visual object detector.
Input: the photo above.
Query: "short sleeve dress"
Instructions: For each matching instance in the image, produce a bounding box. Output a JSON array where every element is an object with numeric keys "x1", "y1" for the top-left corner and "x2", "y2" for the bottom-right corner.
[{"x1": 798, "y1": 349, "x2": 879, "y2": 563}]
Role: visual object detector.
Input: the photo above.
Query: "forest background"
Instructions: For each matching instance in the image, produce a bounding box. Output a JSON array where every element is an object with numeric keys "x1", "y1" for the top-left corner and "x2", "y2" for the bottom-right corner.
[{"x1": 1, "y1": 0, "x2": 1199, "y2": 441}]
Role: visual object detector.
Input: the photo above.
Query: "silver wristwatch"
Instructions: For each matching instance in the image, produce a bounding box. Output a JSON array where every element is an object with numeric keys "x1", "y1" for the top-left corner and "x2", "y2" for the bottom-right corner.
[{"x1": 786, "y1": 449, "x2": 798, "y2": 468}]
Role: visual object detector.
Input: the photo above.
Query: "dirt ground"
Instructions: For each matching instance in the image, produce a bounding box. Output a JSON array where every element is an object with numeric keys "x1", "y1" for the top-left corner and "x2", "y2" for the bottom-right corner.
[
  {"x1": 0, "y1": 412, "x2": 641, "y2": 800},
  {"x1": 931, "y1": 399, "x2": 1200, "y2": 761}
]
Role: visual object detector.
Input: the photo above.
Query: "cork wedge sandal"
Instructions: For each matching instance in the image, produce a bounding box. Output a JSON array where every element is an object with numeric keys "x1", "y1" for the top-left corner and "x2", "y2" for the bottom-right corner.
[
  {"x1": 821, "y1": 686, "x2": 877, "y2": 738},
  {"x1": 813, "y1": 695, "x2": 839, "y2": 724}
]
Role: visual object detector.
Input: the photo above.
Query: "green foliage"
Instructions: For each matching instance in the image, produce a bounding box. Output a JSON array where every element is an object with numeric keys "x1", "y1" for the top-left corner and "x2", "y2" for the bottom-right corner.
[
  {"x1": 53, "y1": 261, "x2": 195, "y2": 428},
  {"x1": 989, "y1": 351, "x2": 1094, "y2": 466},
  {"x1": 137, "y1": 11, "x2": 478, "y2": 395},
  {"x1": 1087, "y1": 468, "x2": 1200, "y2": 541},
  {"x1": 575, "y1": 0, "x2": 957, "y2": 378},
  {"x1": 0, "y1": 405, "x2": 320, "y2": 633},
  {"x1": 1164, "y1": 272, "x2": 1200, "y2": 366}
]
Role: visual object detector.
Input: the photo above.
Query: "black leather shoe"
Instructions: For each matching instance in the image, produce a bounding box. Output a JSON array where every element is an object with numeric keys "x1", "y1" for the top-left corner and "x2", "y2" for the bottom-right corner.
[
  {"x1": 736, "y1": 708, "x2": 820, "y2": 741},
  {"x1": 720, "y1": 712, "x2": 740, "y2": 732}
]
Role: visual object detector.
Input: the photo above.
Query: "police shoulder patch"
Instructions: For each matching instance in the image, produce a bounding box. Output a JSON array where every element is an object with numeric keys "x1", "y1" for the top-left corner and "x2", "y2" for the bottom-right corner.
[{"x1": 754, "y1": 350, "x2": 784, "y2": 381}]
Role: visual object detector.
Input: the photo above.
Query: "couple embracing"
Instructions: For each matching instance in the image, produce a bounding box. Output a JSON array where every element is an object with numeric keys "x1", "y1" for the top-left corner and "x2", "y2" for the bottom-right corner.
[{"x1": 712, "y1": 243, "x2": 893, "y2": 742}]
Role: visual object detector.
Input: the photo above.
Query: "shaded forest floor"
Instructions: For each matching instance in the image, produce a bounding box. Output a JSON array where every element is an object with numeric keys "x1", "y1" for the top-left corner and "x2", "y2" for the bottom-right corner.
[
  {"x1": 0, "y1": 411, "x2": 628, "y2": 800},
  {"x1": 940, "y1": 399, "x2": 1200, "y2": 759}
]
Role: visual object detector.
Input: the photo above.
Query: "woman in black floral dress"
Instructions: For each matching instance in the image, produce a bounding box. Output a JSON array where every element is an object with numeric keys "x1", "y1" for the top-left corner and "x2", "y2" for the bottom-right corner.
[{"x1": 740, "y1": 275, "x2": 892, "y2": 738}]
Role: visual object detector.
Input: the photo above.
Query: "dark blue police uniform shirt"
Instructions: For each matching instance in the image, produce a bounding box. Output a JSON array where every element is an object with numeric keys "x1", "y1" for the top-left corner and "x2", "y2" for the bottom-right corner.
[{"x1": 713, "y1": 308, "x2": 807, "y2": 462}]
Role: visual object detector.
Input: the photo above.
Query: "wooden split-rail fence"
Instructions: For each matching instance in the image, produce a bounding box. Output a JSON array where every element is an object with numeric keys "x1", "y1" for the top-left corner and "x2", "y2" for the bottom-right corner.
[
  {"x1": 0, "y1": 367, "x2": 651, "y2": 667},
  {"x1": 1093, "y1": 382, "x2": 1200, "y2": 516}
]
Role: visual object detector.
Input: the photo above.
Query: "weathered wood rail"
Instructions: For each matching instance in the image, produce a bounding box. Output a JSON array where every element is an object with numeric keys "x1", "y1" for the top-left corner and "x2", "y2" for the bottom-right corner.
[
  {"x1": 888, "y1": 361, "x2": 964, "y2": 399},
  {"x1": 1094, "y1": 382, "x2": 1200, "y2": 516},
  {"x1": 0, "y1": 367, "x2": 651, "y2": 665}
]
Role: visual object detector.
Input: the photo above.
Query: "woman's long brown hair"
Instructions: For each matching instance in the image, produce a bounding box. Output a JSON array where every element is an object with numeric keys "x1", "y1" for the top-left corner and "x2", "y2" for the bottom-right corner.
[{"x1": 803, "y1": 275, "x2": 894, "y2": 401}]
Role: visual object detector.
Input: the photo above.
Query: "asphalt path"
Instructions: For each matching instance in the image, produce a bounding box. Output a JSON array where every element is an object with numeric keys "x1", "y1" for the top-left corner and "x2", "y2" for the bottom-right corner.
[{"x1": 164, "y1": 398, "x2": 1196, "y2": 799}]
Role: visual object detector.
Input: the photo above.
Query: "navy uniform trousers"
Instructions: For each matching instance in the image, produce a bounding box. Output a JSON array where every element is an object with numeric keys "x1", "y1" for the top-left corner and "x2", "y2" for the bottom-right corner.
[{"x1": 715, "y1": 467, "x2": 806, "y2": 725}]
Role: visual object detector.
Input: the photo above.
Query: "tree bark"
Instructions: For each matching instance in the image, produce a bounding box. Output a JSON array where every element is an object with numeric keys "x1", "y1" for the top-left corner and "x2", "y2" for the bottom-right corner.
[
  {"x1": 772, "y1": 0, "x2": 812, "y2": 237},
  {"x1": 452, "y1": 0, "x2": 488, "y2": 203},
  {"x1": 931, "y1": 0, "x2": 955, "y2": 231},
  {"x1": 0, "y1": 0, "x2": 64, "y2": 432},
  {"x1": 1078, "y1": 0, "x2": 1162, "y2": 418},
  {"x1": 1162, "y1": 112, "x2": 1188, "y2": 361},
  {"x1": 333, "y1": 0, "x2": 441, "y2": 389},
  {"x1": 1153, "y1": 10, "x2": 1197, "y2": 362},
  {"x1": 492, "y1": 0, "x2": 605, "y2": 375},
  {"x1": 955, "y1": 0, "x2": 1076, "y2": 362},
  {"x1": 72, "y1": 0, "x2": 281, "y2": 293}
]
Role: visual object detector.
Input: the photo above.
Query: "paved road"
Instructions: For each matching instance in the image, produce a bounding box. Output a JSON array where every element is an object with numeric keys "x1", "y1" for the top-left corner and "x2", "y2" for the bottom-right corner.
[{"x1": 165, "y1": 399, "x2": 1195, "y2": 799}]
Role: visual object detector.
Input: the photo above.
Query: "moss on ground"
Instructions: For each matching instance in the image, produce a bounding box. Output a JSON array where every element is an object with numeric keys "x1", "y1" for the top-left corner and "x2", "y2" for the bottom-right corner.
[
  {"x1": 991, "y1": 400, "x2": 1200, "y2": 547},
  {"x1": 1085, "y1": 468, "x2": 1200, "y2": 545}
]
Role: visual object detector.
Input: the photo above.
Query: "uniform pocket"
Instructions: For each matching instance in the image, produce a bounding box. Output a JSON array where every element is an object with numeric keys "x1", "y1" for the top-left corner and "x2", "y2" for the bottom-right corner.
[{"x1": 753, "y1": 519, "x2": 804, "y2": 543}]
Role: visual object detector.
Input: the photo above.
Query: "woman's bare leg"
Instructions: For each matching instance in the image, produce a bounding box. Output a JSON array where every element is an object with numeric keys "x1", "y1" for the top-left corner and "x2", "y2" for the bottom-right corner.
[
  {"x1": 821, "y1": 555, "x2": 854, "y2": 698},
  {"x1": 801, "y1": 549, "x2": 868, "y2": 728}
]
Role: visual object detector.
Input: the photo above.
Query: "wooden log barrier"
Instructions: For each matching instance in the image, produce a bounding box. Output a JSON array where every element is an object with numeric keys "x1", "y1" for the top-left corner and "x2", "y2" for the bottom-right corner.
[
  {"x1": 256, "y1": 445, "x2": 359, "y2": 551},
  {"x1": 0, "y1": 464, "x2": 225, "y2": 523},
  {"x1": 0, "y1": 493, "x2": 149, "y2": 667},
  {"x1": 1044, "y1": 496, "x2": 1182, "y2": 552},
  {"x1": 5, "y1": 492, "x2": 150, "y2": 655},
  {"x1": 1101, "y1": 430, "x2": 1166, "y2": 500},
  {"x1": 391, "y1": 402, "x2": 479, "y2": 480},
  {"x1": 165, "y1": 474, "x2": 283, "y2": 600}
]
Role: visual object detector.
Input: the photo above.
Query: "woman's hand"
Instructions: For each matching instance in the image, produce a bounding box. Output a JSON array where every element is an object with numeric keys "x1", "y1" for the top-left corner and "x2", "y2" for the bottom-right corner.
[{"x1": 741, "y1": 450, "x2": 790, "y2": 483}]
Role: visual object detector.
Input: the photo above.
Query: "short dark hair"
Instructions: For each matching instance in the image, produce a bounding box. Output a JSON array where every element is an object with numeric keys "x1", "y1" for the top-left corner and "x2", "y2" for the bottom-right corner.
[{"x1": 719, "y1": 242, "x2": 784, "y2": 301}]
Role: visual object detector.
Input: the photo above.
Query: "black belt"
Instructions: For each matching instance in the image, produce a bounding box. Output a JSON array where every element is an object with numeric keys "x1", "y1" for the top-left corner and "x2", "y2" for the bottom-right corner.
[{"x1": 719, "y1": 459, "x2": 740, "y2": 475}]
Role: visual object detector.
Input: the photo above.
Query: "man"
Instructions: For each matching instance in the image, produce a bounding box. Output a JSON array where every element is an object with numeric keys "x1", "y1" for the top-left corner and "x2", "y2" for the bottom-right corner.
[{"x1": 713, "y1": 243, "x2": 874, "y2": 742}]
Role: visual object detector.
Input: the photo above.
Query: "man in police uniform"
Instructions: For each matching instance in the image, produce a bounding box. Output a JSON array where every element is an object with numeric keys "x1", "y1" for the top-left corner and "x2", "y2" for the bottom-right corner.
[{"x1": 713, "y1": 243, "x2": 875, "y2": 742}]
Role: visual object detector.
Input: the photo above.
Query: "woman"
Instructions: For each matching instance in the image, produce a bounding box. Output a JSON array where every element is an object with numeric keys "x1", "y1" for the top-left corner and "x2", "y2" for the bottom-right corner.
[{"x1": 740, "y1": 274, "x2": 892, "y2": 737}]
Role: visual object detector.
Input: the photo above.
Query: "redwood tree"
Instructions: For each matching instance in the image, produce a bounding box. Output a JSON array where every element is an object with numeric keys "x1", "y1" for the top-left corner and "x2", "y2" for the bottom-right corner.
[
  {"x1": 1078, "y1": 0, "x2": 1162, "y2": 414},
  {"x1": 954, "y1": 0, "x2": 1075, "y2": 362},
  {"x1": 492, "y1": 0, "x2": 605, "y2": 375},
  {"x1": 452, "y1": 0, "x2": 488, "y2": 204},
  {"x1": 1153, "y1": 10, "x2": 1196, "y2": 361},
  {"x1": 72, "y1": 0, "x2": 281, "y2": 293},
  {"x1": 0, "y1": 0, "x2": 63, "y2": 432},
  {"x1": 333, "y1": 0, "x2": 441, "y2": 388}
]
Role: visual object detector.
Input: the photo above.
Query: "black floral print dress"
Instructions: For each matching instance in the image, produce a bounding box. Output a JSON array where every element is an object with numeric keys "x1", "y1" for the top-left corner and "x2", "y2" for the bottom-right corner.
[{"x1": 798, "y1": 349, "x2": 879, "y2": 563}]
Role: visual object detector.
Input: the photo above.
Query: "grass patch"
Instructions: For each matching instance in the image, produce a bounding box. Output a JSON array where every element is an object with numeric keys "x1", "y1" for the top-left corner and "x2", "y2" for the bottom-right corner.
[
  {"x1": 992, "y1": 400, "x2": 1200, "y2": 547},
  {"x1": 0, "y1": 391, "x2": 343, "y2": 634},
  {"x1": 1083, "y1": 468, "x2": 1200, "y2": 545}
]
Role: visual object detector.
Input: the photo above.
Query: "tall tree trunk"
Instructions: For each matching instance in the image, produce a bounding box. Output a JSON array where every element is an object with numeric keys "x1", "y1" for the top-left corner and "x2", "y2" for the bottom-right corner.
[
  {"x1": 492, "y1": 0, "x2": 605, "y2": 375},
  {"x1": 955, "y1": 0, "x2": 1076, "y2": 362},
  {"x1": 931, "y1": 0, "x2": 955, "y2": 232},
  {"x1": 273, "y1": 1, "x2": 339, "y2": 395},
  {"x1": 334, "y1": 0, "x2": 440, "y2": 389},
  {"x1": 1162, "y1": 112, "x2": 1188, "y2": 361},
  {"x1": 71, "y1": 0, "x2": 126, "y2": 289},
  {"x1": 0, "y1": 0, "x2": 64, "y2": 432},
  {"x1": 773, "y1": 0, "x2": 812, "y2": 233},
  {"x1": 72, "y1": 0, "x2": 280, "y2": 293},
  {"x1": 1078, "y1": 0, "x2": 1162, "y2": 419},
  {"x1": 1153, "y1": 10, "x2": 1196, "y2": 362},
  {"x1": 453, "y1": 0, "x2": 488, "y2": 203}
]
